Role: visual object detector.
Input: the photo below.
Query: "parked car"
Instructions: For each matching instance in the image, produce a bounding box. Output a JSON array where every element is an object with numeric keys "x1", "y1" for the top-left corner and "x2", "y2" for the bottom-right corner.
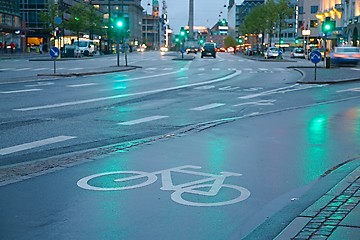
[
  {"x1": 201, "y1": 42, "x2": 216, "y2": 58},
  {"x1": 290, "y1": 48, "x2": 305, "y2": 59},
  {"x1": 330, "y1": 46, "x2": 360, "y2": 66},
  {"x1": 264, "y1": 47, "x2": 279, "y2": 59}
]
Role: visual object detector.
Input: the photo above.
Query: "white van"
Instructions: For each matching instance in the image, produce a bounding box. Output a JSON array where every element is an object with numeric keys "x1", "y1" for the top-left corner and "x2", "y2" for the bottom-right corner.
[{"x1": 72, "y1": 39, "x2": 96, "y2": 56}]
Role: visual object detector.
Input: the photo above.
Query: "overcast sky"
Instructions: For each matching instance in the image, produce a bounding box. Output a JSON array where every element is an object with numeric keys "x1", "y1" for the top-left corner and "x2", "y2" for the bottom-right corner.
[{"x1": 142, "y1": 0, "x2": 229, "y2": 33}]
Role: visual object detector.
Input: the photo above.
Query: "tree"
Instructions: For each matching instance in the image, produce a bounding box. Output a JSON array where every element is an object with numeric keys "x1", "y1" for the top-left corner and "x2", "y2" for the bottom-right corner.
[
  {"x1": 63, "y1": 3, "x2": 88, "y2": 44},
  {"x1": 39, "y1": 1, "x2": 63, "y2": 39},
  {"x1": 224, "y1": 36, "x2": 237, "y2": 48}
]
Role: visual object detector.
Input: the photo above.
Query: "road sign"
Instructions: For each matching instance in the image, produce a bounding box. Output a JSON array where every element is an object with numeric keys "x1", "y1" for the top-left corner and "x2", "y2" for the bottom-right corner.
[
  {"x1": 54, "y1": 16, "x2": 62, "y2": 25},
  {"x1": 310, "y1": 50, "x2": 322, "y2": 64},
  {"x1": 50, "y1": 47, "x2": 60, "y2": 58}
]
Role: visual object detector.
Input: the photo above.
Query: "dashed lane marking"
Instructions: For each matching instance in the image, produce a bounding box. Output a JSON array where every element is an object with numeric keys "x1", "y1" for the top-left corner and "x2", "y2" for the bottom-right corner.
[
  {"x1": 67, "y1": 83, "x2": 98, "y2": 88},
  {"x1": 0, "y1": 88, "x2": 42, "y2": 94},
  {"x1": 190, "y1": 103, "x2": 225, "y2": 111},
  {"x1": 0, "y1": 136, "x2": 77, "y2": 156},
  {"x1": 118, "y1": 116, "x2": 168, "y2": 125}
]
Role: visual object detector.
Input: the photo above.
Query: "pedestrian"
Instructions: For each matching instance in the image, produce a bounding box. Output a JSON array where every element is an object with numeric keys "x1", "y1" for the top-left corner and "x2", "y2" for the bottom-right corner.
[
  {"x1": 39, "y1": 43, "x2": 43, "y2": 54},
  {"x1": 4, "y1": 41, "x2": 7, "y2": 53},
  {"x1": 10, "y1": 42, "x2": 15, "y2": 53}
]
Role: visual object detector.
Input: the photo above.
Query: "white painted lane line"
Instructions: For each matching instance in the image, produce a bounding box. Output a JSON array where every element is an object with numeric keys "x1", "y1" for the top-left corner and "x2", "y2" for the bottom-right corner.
[
  {"x1": 69, "y1": 68, "x2": 84, "y2": 71},
  {"x1": 194, "y1": 85, "x2": 215, "y2": 90},
  {"x1": 239, "y1": 84, "x2": 300, "y2": 99},
  {"x1": 177, "y1": 76, "x2": 188, "y2": 80},
  {"x1": 25, "y1": 82, "x2": 54, "y2": 87},
  {"x1": 336, "y1": 87, "x2": 360, "y2": 93},
  {"x1": 258, "y1": 68, "x2": 269, "y2": 71},
  {"x1": 67, "y1": 83, "x2": 98, "y2": 88},
  {"x1": 212, "y1": 68, "x2": 220, "y2": 71},
  {"x1": 233, "y1": 100, "x2": 276, "y2": 107},
  {"x1": 190, "y1": 103, "x2": 225, "y2": 111},
  {"x1": 0, "y1": 136, "x2": 77, "y2": 156},
  {"x1": 118, "y1": 116, "x2": 168, "y2": 125},
  {"x1": 163, "y1": 68, "x2": 173, "y2": 70},
  {"x1": 274, "y1": 68, "x2": 286, "y2": 71},
  {"x1": 14, "y1": 70, "x2": 240, "y2": 111},
  {"x1": 31, "y1": 68, "x2": 49, "y2": 71},
  {"x1": 0, "y1": 88, "x2": 42, "y2": 94},
  {"x1": 219, "y1": 86, "x2": 233, "y2": 90},
  {"x1": 0, "y1": 68, "x2": 11, "y2": 71},
  {"x1": 145, "y1": 67, "x2": 157, "y2": 71},
  {"x1": 351, "y1": 68, "x2": 360, "y2": 71},
  {"x1": 198, "y1": 68, "x2": 205, "y2": 71},
  {"x1": 15, "y1": 68, "x2": 31, "y2": 71}
]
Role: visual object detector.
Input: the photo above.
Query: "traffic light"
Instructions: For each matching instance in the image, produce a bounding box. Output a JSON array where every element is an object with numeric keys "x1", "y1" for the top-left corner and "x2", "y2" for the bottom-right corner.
[
  {"x1": 219, "y1": 19, "x2": 227, "y2": 26},
  {"x1": 295, "y1": 39, "x2": 299, "y2": 44},
  {"x1": 322, "y1": 17, "x2": 335, "y2": 34},
  {"x1": 238, "y1": 38, "x2": 243, "y2": 44},
  {"x1": 74, "y1": 17, "x2": 80, "y2": 21},
  {"x1": 180, "y1": 27, "x2": 186, "y2": 37},
  {"x1": 199, "y1": 39, "x2": 204, "y2": 44},
  {"x1": 116, "y1": 19, "x2": 124, "y2": 28}
]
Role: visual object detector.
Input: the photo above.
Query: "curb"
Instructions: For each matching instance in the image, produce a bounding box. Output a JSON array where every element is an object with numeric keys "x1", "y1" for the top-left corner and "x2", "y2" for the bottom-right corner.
[
  {"x1": 293, "y1": 68, "x2": 360, "y2": 84},
  {"x1": 275, "y1": 164, "x2": 360, "y2": 239}
]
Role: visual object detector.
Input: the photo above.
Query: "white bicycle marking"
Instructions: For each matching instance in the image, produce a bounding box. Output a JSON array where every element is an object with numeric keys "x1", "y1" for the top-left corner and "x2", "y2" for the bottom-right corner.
[{"x1": 77, "y1": 165, "x2": 250, "y2": 207}]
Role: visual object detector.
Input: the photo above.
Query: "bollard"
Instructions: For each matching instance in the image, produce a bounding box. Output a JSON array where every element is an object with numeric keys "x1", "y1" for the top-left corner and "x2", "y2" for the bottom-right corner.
[{"x1": 325, "y1": 56, "x2": 331, "y2": 68}]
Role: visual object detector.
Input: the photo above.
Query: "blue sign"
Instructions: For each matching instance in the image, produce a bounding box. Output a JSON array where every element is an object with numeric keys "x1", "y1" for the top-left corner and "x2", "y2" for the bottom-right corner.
[
  {"x1": 50, "y1": 47, "x2": 60, "y2": 58},
  {"x1": 180, "y1": 48, "x2": 185, "y2": 54},
  {"x1": 310, "y1": 50, "x2": 322, "y2": 64}
]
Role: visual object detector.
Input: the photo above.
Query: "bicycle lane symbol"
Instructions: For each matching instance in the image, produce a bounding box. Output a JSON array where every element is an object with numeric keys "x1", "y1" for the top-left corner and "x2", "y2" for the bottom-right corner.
[{"x1": 77, "y1": 165, "x2": 251, "y2": 207}]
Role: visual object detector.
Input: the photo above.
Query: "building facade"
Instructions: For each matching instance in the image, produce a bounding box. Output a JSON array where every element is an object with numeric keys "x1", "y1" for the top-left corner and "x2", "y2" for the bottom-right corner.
[
  {"x1": 343, "y1": 0, "x2": 360, "y2": 46},
  {"x1": 297, "y1": 0, "x2": 321, "y2": 48},
  {"x1": 0, "y1": 0, "x2": 23, "y2": 52}
]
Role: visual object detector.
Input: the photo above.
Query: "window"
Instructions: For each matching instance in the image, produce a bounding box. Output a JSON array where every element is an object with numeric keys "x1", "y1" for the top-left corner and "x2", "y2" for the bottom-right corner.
[
  {"x1": 310, "y1": 20, "x2": 318, "y2": 28},
  {"x1": 298, "y1": 6, "x2": 304, "y2": 14},
  {"x1": 310, "y1": 6, "x2": 318, "y2": 14}
]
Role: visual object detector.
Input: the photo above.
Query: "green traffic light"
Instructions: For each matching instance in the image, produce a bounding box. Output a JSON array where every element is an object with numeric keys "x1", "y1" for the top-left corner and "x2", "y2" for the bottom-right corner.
[
  {"x1": 75, "y1": 17, "x2": 80, "y2": 21},
  {"x1": 324, "y1": 24, "x2": 331, "y2": 30},
  {"x1": 117, "y1": 21, "x2": 123, "y2": 27}
]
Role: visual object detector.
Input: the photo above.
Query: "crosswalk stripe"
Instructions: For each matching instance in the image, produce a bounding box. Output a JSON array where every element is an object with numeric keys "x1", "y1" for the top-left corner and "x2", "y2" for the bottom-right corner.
[
  {"x1": 118, "y1": 116, "x2": 168, "y2": 125},
  {"x1": 212, "y1": 68, "x2": 220, "y2": 71},
  {"x1": 190, "y1": 103, "x2": 225, "y2": 111},
  {"x1": 0, "y1": 136, "x2": 76, "y2": 155}
]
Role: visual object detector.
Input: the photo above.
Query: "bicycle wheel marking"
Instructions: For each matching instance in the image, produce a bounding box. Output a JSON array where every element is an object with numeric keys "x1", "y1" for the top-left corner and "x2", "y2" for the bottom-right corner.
[
  {"x1": 77, "y1": 171, "x2": 157, "y2": 191},
  {"x1": 77, "y1": 165, "x2": 251, "y2": 207}
]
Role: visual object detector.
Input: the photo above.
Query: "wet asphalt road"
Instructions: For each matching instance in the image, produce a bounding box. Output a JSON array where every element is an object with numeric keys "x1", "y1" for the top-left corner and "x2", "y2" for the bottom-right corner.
[{"x1": 0, "y1": 52, "x2": 359, "y2": 239}]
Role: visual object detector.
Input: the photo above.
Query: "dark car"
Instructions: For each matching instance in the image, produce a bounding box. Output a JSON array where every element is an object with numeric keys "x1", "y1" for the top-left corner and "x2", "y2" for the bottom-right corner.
[
  {"x1": 201, "y1": 42, "x2": 216, "y2": 58},
  {"x1": 186, "y1": 46, "x2": 199, "y2": 54}
]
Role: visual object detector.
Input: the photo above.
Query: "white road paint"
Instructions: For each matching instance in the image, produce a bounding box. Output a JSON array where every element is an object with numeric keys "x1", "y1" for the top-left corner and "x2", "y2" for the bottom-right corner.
[
  {"x1": 258, "y1": 68, "x2": 269, "y2": 71},
  {"x1": 69, "y1": 68, "x2": 84, "y2": 71},
  {"x1": 0, "y1": 135, "x2": 76, "y2": 155},
  {"x1": 190, "y1": 103, "x2": 225, "y2": 111},
  {"x1": 15, "y1": 68, "x2": 31, "y2": 71},
  {"x1": 25, "y1": 82, "x2": 54, "y2": 87},
  {"x1": 233, "y1": 100, "x2": 276, "y2": 107},
  {"x1": 238, "y1": 84, "x2": 324, "y2": 99},
  {"x1": 77, "y1": 165, "x2": 250, "y2": 207},
  {"x1": 198, "y1": 68, "x2": 205, "y2": 71},
  {"x1": 14, "y1": 70, "x2": 241, "y2": 111},
  {"x1": 177, "y1": 76, "x2": 189, "y2": 80},
  {"x1": 0, "y1": 88, "x2": 42, "y2": 94},
  {"x1": 31, "y1": 68, "x2": 49, "y2": 71},
  {"x1": 118, "y1": 115, "x2": 168, "y2": 125},
  {"x1": 350, "y1": 68, "x2": 360, "y2": 71},
  {"x1": 163, "y1": 68, "x2": 173, "y2": 70},
  {"x1": 67, "y1": 83, "x2": 98, "y2": 88},
  {"x1": 194, "y1": 85, "x2": 215, "y2": 90},
  {"x1": 337, "y1": 87, "x2": 360, "y2": 93},
  {"x1": 212, "y1": 68, "x2": 220, "y2": 71}
]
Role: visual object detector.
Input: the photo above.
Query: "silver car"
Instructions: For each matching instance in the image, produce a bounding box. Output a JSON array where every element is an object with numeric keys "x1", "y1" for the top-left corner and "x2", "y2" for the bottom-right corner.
[{"x1": 264, "y1": 47, "x2": 279, "y2": 59}]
